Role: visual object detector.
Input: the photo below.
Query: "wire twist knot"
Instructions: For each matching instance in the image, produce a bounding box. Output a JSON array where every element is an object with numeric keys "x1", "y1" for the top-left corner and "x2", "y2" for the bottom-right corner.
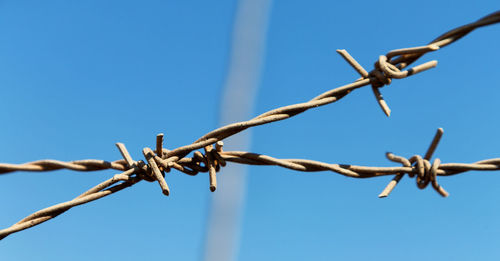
[
  {"x1": 405, "y1": 155, "x2": 449, "y2": 197},
  {"x1": 336, "y1": 44, "x2": 439, "y2": 116},
  {"x1": 369, "y1": 58, "x2": 393, "y2": 88},
  {"x1": 380, "y1": 128, "x2": 448, "y2": 197}
]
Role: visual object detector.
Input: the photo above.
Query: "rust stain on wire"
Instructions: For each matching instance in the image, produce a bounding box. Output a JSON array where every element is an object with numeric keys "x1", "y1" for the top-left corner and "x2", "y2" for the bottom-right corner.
[{"x1": 0, "y1": 11, "x2": 499, "y2": 240}]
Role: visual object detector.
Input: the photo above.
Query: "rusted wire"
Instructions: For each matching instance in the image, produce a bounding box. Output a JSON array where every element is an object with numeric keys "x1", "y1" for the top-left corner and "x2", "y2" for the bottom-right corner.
[
  {"x1": 0, "y1": 159, "x2": 127, "y2": 174},
  {"x1": 0, "y1": 10, "x2": 499, "y2": 240}
]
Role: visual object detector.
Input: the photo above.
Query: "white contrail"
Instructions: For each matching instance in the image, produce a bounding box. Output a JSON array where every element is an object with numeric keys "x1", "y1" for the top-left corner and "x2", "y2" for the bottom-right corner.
[{"x1": 202, "y1": 0, "x2": 272, "y2": 261}]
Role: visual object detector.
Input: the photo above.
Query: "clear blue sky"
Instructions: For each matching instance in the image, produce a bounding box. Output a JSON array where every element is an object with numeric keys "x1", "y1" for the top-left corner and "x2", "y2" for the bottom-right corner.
[{"x1": 1, "y1": 1, "x2": 499, "y2": 260}]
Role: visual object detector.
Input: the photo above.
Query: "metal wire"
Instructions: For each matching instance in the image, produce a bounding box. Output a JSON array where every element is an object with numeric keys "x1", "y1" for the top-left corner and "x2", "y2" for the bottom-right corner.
[{"x1": 1, "y1": 10, "x2": 499, "y2": 240}]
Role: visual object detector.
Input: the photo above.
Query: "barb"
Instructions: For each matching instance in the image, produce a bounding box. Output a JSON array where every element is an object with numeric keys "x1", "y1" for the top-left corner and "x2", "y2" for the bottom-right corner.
[
  {"x1": 379, "y1": 128, "x2": 445, "y2": 198},
  {"x1": 1, "y1": 11, "x2": 499, "y2": 240}
]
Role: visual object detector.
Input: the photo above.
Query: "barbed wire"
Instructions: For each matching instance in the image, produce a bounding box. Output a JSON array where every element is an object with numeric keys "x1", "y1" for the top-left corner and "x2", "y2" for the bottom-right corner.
[{"x1": 1, "y1": 11, "x2": 499, "y2": 240}]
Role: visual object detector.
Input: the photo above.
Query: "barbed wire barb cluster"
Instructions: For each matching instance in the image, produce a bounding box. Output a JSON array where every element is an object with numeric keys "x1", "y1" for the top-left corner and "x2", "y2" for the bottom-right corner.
[
  {"x1": 379, "y1": 128, "x2": 445, "y2": 198},
  {"x1": 1, "y1": 10, "x2": 499, "y2": 240}
]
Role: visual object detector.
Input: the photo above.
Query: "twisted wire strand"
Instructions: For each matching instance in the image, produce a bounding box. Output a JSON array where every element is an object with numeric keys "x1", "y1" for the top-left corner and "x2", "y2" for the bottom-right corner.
[
  {"x1": 393, "y1": 10, "x2": 500, "y2": 69},
  {"x1": 1, "y1": 10, "x2": 499, "y2": 240},
  {"x1": 0, "y1": 144, "x2": 144, "y2": 240},
  {"x1": 0, "y1": 159, "x2": 127, "y2": 174},
  {"x1": 217, "y1": 152, "x2": 500, "y2": 180},
  {"x1": 161, "y1": 11, "x2": 500, "y2": 160}
]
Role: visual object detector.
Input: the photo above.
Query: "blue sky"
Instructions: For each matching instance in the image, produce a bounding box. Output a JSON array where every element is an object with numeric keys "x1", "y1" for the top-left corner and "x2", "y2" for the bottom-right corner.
[{"x1": 1, "y1": 1, "x2": 499, "y2": 260}]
